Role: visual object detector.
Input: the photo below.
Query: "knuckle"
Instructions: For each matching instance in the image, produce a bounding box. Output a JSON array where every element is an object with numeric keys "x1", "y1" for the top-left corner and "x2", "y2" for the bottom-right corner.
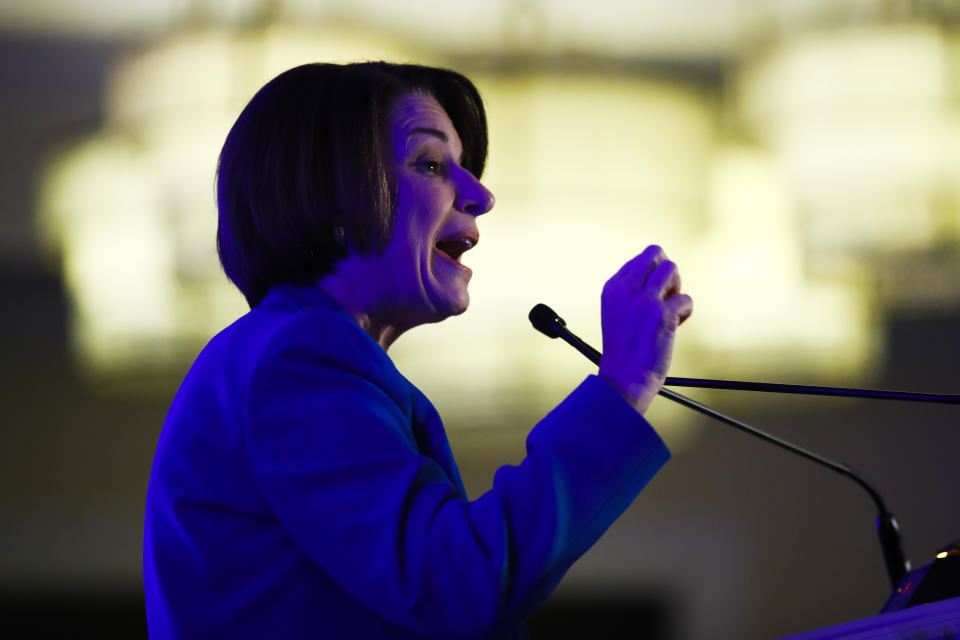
[{"x1": 659, "y1": 260, "x2": 677, "y2": 277}]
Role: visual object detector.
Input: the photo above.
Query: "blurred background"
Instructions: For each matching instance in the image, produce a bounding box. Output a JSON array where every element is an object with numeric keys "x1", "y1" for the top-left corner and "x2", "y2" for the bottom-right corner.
[{"x1": 2, "y1": 0, "x2": 959, "y2": 637}]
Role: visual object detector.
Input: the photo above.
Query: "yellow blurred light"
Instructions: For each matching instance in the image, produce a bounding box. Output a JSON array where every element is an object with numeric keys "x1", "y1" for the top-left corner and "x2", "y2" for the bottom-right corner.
[
  {"x1": 738, "y1": 24, "x2": 960, "y2": 253},
  {"x1": 39, "y1": 21, "x2": 938, "y2": 447},
  {"x1": 392, "y1": 74, "x2": 876, "y2": 432},
  {"x1": 936, "y1": 551, "x2": 950, "y2": 559},
  {"x1": 39, "y1": 25, "x2": 425, "y2": 372},
  {"x1": 681, "y1": 148, "x2": 876, "y2": 378},
  {"x1": 392, "y1": 72, "x2": 715, "y2": 431}
]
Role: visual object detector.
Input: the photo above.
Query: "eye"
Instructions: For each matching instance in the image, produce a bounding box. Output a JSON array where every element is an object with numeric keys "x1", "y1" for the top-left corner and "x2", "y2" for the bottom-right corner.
[{"x1": 415, "y1": 156, "x2": 444, "y2": 176}]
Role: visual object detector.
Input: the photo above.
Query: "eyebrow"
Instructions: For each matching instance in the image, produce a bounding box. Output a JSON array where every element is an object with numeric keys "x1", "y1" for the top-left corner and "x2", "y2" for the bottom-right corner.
[
  {"x1": 405, "y1": 126, "x2": 464, "y2": 164},
  {"x1": 407, "y1": 127, "x2": 448, "y2": 142}
]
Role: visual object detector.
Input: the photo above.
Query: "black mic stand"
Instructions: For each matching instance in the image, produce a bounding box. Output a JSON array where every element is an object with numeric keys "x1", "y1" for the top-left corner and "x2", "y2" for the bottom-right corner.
[
  {"x1": 527, "y1": 305, "x2": 960, "y2": 406},
  {"x1": 528, "y1": 303, "x2": 913, "y2": 589}
]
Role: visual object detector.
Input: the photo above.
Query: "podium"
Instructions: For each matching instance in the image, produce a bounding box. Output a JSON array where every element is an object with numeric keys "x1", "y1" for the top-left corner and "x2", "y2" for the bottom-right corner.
[{"x1": 776, "y1": 596, "x2": 960, "y2": 639}]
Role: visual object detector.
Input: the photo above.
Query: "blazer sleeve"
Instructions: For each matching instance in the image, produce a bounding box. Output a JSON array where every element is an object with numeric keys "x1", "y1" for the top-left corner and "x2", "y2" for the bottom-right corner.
[{"x1": 244, "y1": 312, "x2": 670, "y2": 639}]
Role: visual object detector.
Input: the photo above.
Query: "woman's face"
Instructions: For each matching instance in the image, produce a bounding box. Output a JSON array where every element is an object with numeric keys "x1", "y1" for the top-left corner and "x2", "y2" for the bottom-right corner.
[{"x1": 374, "y1": 92, "x2": 495, "y2": 327}]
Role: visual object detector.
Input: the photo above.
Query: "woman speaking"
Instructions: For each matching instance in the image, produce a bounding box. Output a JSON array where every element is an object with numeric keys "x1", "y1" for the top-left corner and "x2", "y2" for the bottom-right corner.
[{"x1": 143, "y1": 61, "x2": 693, "y2": 639}]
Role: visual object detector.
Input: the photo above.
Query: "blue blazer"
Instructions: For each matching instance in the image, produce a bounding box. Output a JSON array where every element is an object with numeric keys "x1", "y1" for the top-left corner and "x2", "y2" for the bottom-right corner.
[{"x1": 143, "y1": 284, "x2": 670, "y2": 639}]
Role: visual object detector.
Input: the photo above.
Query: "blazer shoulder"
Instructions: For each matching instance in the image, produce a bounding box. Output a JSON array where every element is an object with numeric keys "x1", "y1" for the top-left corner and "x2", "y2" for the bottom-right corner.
[{"x1": 241, "y1": 305, "x2": 410, "y2": 404}]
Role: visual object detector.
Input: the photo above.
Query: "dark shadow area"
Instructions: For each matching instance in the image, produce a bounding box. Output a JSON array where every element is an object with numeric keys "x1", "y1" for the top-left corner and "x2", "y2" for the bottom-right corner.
[
  {"x1": 0, "y1": 268, "x2": 70, "y2": 368},
  {"x1": 0, "y1": 588, "x2": 669, "y2": 639},
  {"x1": 881, "y1": 310, "x2": 960, "y2": 391},
  {"x1": 527, "y1": 593, "x2": 672, "y2": 639},
  {"x1": 0, "y1": 588, "x2": 146, "y2": 638}
]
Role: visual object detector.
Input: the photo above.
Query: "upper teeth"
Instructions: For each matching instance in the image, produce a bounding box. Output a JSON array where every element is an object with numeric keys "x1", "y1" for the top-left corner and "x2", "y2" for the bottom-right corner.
[{"x1": 438, "y1": 238, "x2": 473, "y2": 250}]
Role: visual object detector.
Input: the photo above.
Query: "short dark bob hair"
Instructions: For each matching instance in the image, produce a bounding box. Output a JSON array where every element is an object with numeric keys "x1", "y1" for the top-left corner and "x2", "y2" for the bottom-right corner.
[{"x1": 216, "y1": 61, "x2": 488, "y2": 308}]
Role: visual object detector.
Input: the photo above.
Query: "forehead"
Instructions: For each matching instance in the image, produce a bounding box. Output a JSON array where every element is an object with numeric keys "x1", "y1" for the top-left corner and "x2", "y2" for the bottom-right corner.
[{"x1": 389, "y1": 93, "x2": 462, "y2": 155}]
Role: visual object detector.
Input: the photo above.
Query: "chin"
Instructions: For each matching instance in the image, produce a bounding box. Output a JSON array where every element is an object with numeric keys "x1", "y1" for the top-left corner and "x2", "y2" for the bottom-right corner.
[
  {"x1": 432, "y1": 288, "x2": 470, "y2": 322},
  {"x1": 449, "y1": 297, "x2": 469, "y2": 317}
]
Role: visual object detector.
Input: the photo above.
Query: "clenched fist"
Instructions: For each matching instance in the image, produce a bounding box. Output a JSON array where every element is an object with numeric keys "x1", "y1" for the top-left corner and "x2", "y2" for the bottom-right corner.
[{"x1": 598, "y1": 245, "x2": 693, "y2": 414}]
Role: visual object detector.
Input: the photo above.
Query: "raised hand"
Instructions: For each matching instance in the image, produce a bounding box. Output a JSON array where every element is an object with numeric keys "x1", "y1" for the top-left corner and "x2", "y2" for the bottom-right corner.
[{"x1": 597, "y1": 245, "x2": 693, "y2": 414}]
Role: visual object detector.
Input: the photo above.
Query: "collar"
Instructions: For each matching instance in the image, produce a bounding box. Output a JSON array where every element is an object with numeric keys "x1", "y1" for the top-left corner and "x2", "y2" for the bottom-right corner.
[{"x1": 259, "y1": 283, "x2": 352, "y2": 316}]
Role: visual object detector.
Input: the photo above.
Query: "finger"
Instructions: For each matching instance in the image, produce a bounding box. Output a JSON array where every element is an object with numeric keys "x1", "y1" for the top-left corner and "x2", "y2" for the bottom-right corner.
[
  {"x1": 666, "y1": 293, "x2": 694, "y2": 325},
  {"x1": 645, "y1": 259, "x2": 680, "y2": 298},
  {"x1": 615, "y1": 245, "x2": 664, "y2": 288}
]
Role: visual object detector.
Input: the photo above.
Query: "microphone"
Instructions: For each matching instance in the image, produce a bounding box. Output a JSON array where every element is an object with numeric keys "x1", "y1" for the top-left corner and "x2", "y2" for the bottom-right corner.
[
  {"x1": 529, "y1": 302, "x2": 911, "y2": 589},
  {"x1": 529, "y1": 304, "x2": 959, "y2": 405}
]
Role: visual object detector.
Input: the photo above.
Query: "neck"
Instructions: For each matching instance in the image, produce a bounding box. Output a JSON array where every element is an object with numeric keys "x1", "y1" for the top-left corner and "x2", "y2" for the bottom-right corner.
[{"x1": 317, "y1": 261, "x2": 411, "y2": 352}]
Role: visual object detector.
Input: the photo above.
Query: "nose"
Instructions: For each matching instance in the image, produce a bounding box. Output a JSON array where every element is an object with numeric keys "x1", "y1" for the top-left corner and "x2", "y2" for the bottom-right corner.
[{"x1": 454, "y1": 168, "x2": 495, "y2": 216}]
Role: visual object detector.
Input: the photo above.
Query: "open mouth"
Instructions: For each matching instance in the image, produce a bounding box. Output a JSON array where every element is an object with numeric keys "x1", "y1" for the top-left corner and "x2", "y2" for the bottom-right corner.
[{"x1": 435, "y1": 236, "x2": 477, "y2": 263}]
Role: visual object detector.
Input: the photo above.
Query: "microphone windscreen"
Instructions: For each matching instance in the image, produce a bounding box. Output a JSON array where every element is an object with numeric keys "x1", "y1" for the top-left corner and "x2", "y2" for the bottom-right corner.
[{"x1": 529, "y1": 304, "x2": 564, "y2": 338}]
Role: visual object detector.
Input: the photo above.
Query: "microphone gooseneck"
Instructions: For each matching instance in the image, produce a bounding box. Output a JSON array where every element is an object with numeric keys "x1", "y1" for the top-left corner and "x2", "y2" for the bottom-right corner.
[
  {"x1": 529, "y1": 304, "x2": 959, "y2": 405},
  {"x1": 529, "y1": 302, "x2": 911, "y2": 589}
]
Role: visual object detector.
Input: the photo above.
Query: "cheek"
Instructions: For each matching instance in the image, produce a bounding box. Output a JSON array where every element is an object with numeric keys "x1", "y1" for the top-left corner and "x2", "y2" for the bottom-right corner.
[
  {"x1": 396, "y1": 183, "x2": 444, "y2": 244},
  {"x1": 390, "y1": 185, "x2": 419, "y2": 243}
]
